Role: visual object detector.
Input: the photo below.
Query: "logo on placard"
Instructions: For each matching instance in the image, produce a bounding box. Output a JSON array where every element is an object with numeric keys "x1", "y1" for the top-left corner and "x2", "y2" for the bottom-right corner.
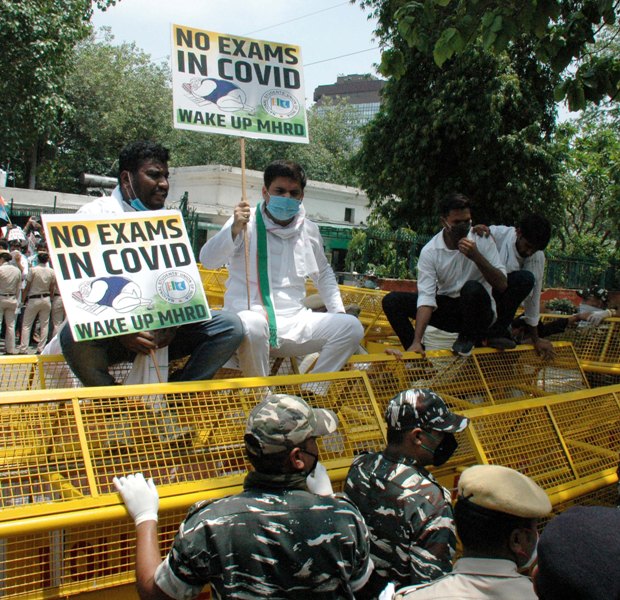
[
  {"x1": 261, "y1": 90, "x2": 300, "y2": 119},
  {"x1": 156, "y1": 271, "x2": 196, "y2": 304}
]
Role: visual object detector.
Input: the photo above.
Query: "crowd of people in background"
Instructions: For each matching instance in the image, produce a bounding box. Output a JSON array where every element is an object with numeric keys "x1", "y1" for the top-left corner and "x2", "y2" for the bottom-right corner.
[{"x1": 0, "y1": 217, "x2": 65, "y2": 355}]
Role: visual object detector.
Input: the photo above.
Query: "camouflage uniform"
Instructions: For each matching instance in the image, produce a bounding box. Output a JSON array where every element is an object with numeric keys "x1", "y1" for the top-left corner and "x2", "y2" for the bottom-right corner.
[
  {"x1": 345, "y1": 451, "x2": 455, "y2": 587},
  {"x1": 345, "y1": 388, "x2": 468, "y2": 589},
  {"x1": 153, "y1": 394, "x2": 374, "y2": 599}
]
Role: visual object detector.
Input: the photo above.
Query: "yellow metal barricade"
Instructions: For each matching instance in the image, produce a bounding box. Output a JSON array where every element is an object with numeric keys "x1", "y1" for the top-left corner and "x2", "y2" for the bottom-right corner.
[
  {"x1": 540, "y1": 314, "x2": 620, "y2": 385},
  {"x1": 460, "y1": 385, "x2": 620, "y2": 504},
  {"x1": 347, "y1": 342, "x2": 588, "y2": 413},
  {"x1": 0, "y1": 371, "x2": 385, "y2": 599}
]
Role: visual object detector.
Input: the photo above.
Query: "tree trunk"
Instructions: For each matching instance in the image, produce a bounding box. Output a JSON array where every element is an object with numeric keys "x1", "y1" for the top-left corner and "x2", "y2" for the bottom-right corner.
[{"x1": 27, "y1": 142, "x2": 38, "y2": 189}]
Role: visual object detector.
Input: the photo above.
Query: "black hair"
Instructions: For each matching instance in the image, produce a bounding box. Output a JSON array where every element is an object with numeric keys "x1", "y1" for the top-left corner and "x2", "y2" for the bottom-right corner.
[
  {"x1": 0, "y1": 240, "x2": 8, "y2": 250},
  {"x1": 518, "y1": 213, "x2": 551, "y2": 250},
  {"x1": 387, "y1": 428, "x2": 407, "y2": 445},
  {"x1": 37, "y1": 252, "x2": 50, "y2": 264},
  {"x1": 244, "y1": 433, "x2": 314, "y2": 475},
  {"x1": 455, "y1": 496, "x2": 534, "y2": 554},
  {"x1": 117, "y1": 141, "x2": 170, "y2": 183},
  {"x1": 264, "y1": 160, "x2": 307, "y2": 190},
  {"x1": 439, "y1": 192, "x2": 471, "y2": 217}
]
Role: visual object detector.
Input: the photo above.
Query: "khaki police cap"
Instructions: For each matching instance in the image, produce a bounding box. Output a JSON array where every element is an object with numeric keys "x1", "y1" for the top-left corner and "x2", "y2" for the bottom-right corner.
[{"x1": 458, "y1": 464, "x2": 551, "y2": 518}]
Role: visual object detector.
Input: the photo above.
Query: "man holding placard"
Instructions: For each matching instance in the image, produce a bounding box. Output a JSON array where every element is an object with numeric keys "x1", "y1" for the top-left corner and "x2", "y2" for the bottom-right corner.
[
  {"x1": 201, "y1": 160, "x2": 364, "y2": 379},
  {"x1": 57, "y1": 141, "x2": 243, "y2": 386}
]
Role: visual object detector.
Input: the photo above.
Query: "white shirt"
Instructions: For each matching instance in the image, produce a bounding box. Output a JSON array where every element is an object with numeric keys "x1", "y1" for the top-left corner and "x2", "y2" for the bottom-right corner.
[
  {"x1": 77, "y1": 186, "x2": 135, "y2": 215},
  {"x1": 200, "y1": 205, "x2": 344, "y2": 341},
  {"x1": 489, "y1": 226, "x2": 544, "y2": 327},
  {"x1": 416, "y1": 230, "x2": 506, "y2": 316},
  {"x1": 395, "y1": 558, "x2": 537, "y2": 599}
]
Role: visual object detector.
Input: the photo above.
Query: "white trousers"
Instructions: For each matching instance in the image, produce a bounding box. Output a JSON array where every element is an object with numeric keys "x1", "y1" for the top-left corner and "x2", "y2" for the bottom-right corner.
[{"x1": 237, "y1": 309, "x2": 364, "y2": 377}]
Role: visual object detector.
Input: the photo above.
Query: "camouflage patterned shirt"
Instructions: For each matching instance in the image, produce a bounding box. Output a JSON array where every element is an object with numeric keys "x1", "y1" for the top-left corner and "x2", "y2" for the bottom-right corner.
[
  {"x1": 154, "y1": 472, "x2": 373, "y2": 599},
  {"x1": 344, "y1": 451, "x2": 456, "y2": 588}
]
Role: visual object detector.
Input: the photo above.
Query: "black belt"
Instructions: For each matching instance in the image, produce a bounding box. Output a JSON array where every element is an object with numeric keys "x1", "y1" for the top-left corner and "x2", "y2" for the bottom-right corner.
[{"x1": 28, "y1": 294, "x2": 50, "y2": 299}]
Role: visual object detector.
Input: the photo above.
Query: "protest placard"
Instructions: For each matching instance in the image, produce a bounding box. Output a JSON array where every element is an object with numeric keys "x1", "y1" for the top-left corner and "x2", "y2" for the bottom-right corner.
[
  {"x1": 171, "y1": 24, "x2": 309, "y2": 144},
  {"x1": 43, "y1": 210, "x2": 210, "y2": 342}
]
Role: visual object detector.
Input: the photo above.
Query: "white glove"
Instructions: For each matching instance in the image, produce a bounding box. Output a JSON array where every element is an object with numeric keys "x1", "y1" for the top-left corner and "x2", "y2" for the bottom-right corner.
[
  {"x1": 113, "y1": 473, "x2": 159, "y2": 525},
  {"x1": 587, "y1": 309, "x2": 613, "y2": 326},
  {"x1": 379, "y1": 582, "x2": 396, "y2": 600},
  {"x1": 306, "y1": 462, "x2": 334, "y2": 496}
]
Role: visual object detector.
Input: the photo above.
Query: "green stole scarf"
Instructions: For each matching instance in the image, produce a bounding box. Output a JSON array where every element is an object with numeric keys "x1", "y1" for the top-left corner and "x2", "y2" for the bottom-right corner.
[{"x1": 255, "y1": 203, "x2": 279, "y2": 348}]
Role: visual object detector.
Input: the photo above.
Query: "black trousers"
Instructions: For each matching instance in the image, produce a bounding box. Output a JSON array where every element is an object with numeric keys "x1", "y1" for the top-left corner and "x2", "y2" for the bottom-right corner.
[
  {"x1": 382, "y1": 280, "x2": 494, "y2": 349},
  {"x1": 491, "y1": 270, "x2": 535, "y2": 336}
]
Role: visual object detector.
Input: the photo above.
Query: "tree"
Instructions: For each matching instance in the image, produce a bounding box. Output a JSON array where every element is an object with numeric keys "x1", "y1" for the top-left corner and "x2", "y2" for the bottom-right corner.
[
  {"x1": 165, "y1": 100, "x2": 361, "y2": 187},
  {"x1": 354, "y1": 39, "x2": 561, "y2": 231},
  {"x1": 345, "y1": 216, "x2": 417, "y2": 278},
  {"x1": 0, "y1": 0, "x2": 117, "y2": 188},
  {"x1": 38, "y1": 29, "x2": 171, "y2": 192},
  {"x1": 360, "y1": 0, "x2": 620, "y2": 111},
  {"x1": 552, "y1": 118, "x2": 620, "y2": 255}
]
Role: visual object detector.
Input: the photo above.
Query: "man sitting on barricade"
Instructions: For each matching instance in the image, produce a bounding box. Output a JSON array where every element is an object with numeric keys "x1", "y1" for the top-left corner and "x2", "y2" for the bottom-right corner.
[
  {"x1": 57, "y1": 140, "x2": 243, "y2": 386},
  {"x1": 200, "y1": 159, "x2": 363, "y2": 378}
]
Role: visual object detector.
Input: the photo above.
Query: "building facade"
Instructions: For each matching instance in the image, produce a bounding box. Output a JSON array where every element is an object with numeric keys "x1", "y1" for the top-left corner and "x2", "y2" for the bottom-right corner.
[
  {"x1": 0, "y1": 166, "x2": 370, "y2": 270},
  {"x1": 313, "y1": 74, "x2": 385, "y2": 127}
]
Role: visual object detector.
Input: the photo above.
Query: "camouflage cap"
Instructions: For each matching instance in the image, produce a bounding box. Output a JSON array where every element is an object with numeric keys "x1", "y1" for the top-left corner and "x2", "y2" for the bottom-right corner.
[
  {"x1": 385, "y1": 388, "x2": 468, "y2": 433},
  {"x1": 245, "y1": 394, "x2": 338, "y2": 455}
]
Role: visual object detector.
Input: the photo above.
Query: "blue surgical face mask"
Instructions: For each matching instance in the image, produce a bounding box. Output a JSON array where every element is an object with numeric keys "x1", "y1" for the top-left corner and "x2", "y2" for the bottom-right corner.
[
  {"x1": 129, "y1": 197, "x2": 150, "y2": 211},
  {"x1": 125, "y1": 175, "x2": 150, "y2": 211},
  {"x1": 266, "y1": 195, "x2": 301, "y2": 222}
]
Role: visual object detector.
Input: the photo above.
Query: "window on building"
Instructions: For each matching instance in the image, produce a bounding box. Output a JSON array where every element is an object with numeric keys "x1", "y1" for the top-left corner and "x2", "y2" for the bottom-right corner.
[{"x1": 345, "y1": 208, "x2": 355, "y2": 223}]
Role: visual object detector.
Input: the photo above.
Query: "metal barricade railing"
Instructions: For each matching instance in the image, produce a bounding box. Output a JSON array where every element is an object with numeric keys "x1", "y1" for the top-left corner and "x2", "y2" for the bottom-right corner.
[
  {"x1": 347, "y1": 342, "x2": 588, "y2": 413},
  {"x1": 0, "y1": 371, "x2": 617, "y2": 598},
  {"x1": 0, "y1": 371, "x2": 384, "y2": 598},
  {"x1": 460, "y1": 385, "x2": 620, "y2": 504}
]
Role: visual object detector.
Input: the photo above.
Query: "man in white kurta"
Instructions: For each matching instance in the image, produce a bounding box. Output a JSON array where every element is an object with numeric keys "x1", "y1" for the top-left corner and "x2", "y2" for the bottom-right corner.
[{"x1": 200, "y1": 160, "x2": 363, "y2": 377}]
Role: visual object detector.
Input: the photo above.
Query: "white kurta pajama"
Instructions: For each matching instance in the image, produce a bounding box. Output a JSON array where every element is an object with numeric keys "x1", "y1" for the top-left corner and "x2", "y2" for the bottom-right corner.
[{"x1": 200, "y1": 204, "x2": 363, "y2": 377}]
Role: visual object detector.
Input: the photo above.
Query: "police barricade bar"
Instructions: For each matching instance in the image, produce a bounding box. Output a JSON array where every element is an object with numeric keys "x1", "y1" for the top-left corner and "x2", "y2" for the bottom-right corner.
[
  {"x1": 0, "y1": 372, "x2": 617, "y2": 597},
  {"x1": 458, "y1": 383, "x2": 620, "y2": 506},
  {"x1": 540, "y1": 314, "x2": 620, "y2": 364},
  {"x1": 539, "y1": 315, "x2": 620, "y2": 387},
  {"x1": 0, "y1": 371, "x2": 384, "y2": 598},
  {"x1": 346, "y1": 341, "x2": 589, "y2": 413}
]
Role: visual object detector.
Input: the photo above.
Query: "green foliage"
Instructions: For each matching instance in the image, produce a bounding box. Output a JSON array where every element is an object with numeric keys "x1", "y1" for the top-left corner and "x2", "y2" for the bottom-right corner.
[
  {"x1": 544, "y1": 297, "x2": 577, "y2": 314},
  {"x1": 358, "y1": 0, "x2": 620, "y2": 110},
  {"x1": 344, "y1": 217, "x2": 416, "y2": 278},
  {"x1": 166, "y1": 100, "x2": 361, "y2": 187},
  {"x1": 551, "y1": 117, "x2": 620, "y2": 256},
  {"x1": 26, "y1": 31, "x2": 359, "y2": 192},
  {"x1": 37, "y1": 29, "x2": 171, "y2": 192},
  {"x1": 0, "y1": 0, "x2": 118, "y2": 187},
  {"x1": 354, "y1": 40, "x2": 561, "y2": 230}
]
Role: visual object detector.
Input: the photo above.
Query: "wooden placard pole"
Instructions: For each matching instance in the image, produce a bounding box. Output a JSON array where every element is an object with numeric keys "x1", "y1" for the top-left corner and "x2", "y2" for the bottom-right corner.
[{"x1": 240, "y1": 137, "x2": 251, "y2": 309}]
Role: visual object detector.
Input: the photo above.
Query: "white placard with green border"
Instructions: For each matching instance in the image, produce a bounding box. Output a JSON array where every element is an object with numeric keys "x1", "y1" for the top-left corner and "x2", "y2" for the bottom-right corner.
[
  {"x1": 43, "y1": 211, "x2": 210, "y2": 342},
  {"x1": 171, "y1": 24, "x2": 309, "y2": 144}
]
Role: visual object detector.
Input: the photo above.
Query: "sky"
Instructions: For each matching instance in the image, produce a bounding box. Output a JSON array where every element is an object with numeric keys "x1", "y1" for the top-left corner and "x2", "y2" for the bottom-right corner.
[{"x1": 92, "y1": 0, "x2": 383, "y2": 107}]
